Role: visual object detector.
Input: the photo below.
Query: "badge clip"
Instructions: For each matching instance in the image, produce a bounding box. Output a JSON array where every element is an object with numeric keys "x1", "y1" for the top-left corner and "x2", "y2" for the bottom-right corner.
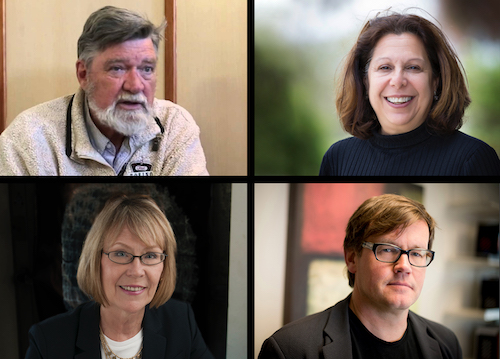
[{"x1": 152, "y1": 135, "x2": 162, "y2": 152}]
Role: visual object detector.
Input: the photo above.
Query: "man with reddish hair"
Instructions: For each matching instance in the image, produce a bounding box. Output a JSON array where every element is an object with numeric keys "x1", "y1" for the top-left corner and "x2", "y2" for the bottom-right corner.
[{"x1": 259, "y1": 194, "x2": 461, "y2": 359}]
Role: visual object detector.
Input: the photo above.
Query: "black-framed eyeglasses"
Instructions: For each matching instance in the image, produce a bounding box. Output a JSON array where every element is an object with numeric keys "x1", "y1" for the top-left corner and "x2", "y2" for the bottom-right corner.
[
  {"x1": 102, "y1": 250, "x2": 167, "y2": 265},
  {"x1": 361, "y1": 242, "x2": 435, "y2": 267}
]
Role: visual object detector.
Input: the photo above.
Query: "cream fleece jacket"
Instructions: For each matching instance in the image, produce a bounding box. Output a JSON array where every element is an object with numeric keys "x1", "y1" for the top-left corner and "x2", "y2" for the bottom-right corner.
[{"x1": 0, "y1": 89, "x2": 209, "y2": 176}]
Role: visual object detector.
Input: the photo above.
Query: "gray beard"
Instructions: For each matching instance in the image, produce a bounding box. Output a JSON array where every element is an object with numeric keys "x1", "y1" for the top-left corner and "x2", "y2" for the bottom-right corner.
[{"x1": 86, "y1": 86, "x2": 153, "y2": 137}]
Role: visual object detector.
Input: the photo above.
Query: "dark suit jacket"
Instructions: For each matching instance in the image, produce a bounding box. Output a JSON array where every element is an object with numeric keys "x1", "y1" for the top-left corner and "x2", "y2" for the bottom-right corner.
[
  {"x1": 25, "y1": 299, "x2": 214, "y2": 359},
  {"x1": 259, "y1": 295, "x2": 462, "y2": 359}
]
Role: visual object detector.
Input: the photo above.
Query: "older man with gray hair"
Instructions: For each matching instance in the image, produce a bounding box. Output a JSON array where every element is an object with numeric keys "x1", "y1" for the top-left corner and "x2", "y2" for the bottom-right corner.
[{"x1": 0, "y1": 6, "x2": 208, "y2": 176}]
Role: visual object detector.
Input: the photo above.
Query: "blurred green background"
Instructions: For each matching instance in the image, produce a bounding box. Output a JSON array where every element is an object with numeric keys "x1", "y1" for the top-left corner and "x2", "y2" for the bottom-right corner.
[{"x1": 255, "y1": 0, "x2": 500, "y2": 175}]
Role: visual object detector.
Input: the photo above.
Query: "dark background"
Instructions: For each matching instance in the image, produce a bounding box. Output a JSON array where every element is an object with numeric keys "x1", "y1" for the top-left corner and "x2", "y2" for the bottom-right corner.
[{"x1": 5, "y1": 181, "x2": 231, "y2": 359}]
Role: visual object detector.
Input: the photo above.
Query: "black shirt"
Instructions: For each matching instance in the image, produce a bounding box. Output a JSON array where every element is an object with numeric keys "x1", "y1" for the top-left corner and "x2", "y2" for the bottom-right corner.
[
  {"x1": 319, "y1": 123, "x2": 500, "y2": 176},
  {"x1": 349, "y1": 308, "x2": 424, "y2": 359}
]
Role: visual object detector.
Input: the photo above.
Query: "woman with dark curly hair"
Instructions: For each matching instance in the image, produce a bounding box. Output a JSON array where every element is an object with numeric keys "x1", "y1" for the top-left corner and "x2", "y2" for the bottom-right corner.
[{"x1": 320, "y1": 11, "x2": 500, "y2": 176}]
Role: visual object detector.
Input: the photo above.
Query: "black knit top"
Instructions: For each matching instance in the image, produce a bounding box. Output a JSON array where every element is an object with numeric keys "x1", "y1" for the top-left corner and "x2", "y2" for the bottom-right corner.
[{"x1": 319, "y1": 123, "x2": 500, "y2": 176}]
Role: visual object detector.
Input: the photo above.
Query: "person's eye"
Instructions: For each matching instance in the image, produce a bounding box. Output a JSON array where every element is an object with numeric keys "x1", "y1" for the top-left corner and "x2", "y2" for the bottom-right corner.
[
  {"x1": 411, "y1": 251, "x2": 424, "y2": 258},
  {"x1": 407, "y1": 65, "x2": 421, "y2": 71},
  {"x1": 144, "y1": 252, "x2": 158, "y2": 259},
  {"x1": 109, "y1": 66, "x2": 125, "y2": 74},
  {"x1": 114, "y1": 251, "x2": 128, "y2": 257},
  {"x1": 140, "y1": 66, "x2": 155, "y2": 78},
  {"x1": 379, "y1": 65, "x2": 391, "y2": 71},
  {"x1": 380, "y1": 247, "x2": 397, "y2": 253}
]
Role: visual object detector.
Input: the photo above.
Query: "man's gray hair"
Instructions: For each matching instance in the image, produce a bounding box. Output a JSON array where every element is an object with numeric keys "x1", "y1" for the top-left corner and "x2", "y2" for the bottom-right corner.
[{"x1": 77, "y1": 6, "x2": 167, "y2": 68}]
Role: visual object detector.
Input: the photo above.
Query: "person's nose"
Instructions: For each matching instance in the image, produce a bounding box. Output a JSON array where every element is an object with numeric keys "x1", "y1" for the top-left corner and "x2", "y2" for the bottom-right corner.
[
  {"x1": 393, "y1": 251, "x2": 412, "y2": 274},
  {"x1": 122, "y1": 68, "x2": 145, "y2": 94},
  {"x1": 126, "y1": 256, "x2": 146, "y2": 276},
  {"x1": 390, "y1": 68, "x2": 407, "y2": 89}
]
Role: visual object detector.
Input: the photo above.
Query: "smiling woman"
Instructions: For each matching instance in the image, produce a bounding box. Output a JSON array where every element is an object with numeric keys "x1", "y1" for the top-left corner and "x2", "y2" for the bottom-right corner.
[
  {"x1": 77, "y1": 195, "x2": 176, "y2": 310},
  {"x1": 367, "y1": 33, "x2": 437, "y2": 136},
  {"x1": 25, "y1": 194, "x2": 214, "y2": 359},
  {"x1": 319, "y1": 10, "x2": 500, "y2": 176}
]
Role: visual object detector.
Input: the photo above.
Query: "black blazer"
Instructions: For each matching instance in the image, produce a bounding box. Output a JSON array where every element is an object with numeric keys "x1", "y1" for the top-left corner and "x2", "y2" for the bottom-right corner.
[
  {"x1": 25, "y1": 299, "x2": 214, "y2": 359},
  {"x1": 259, "y1": 295, "x2": 462, "y2": 359}
]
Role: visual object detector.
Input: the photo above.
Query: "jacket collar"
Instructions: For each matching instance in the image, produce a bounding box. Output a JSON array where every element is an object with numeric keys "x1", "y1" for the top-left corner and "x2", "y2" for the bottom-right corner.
[
  {"x1": 143, "y1": 303, "x2": 200, "y2": 358},
  {"x1": 320, "y1": 294, "x2": 444, "y2": 359},
  {"x1": 66, "y1": 89, "x2": 107, "y2": 165},
  {"x1": 75, "y1": 302, "x2": 101, "y2": 359},
  {"x1": 321, "y1": 294, "x2": 353, "y2": 359},
  {"x1": 408, "y1": 311, "x2": 444, "y2": 359},
  {"x1": 369, "y1": 121, "x2": 433, "y2": 150},
  {"x1": 141, "y1": 305, "x2": 167, "y2": 358},
  {"x1": 74, "y1": 302, "x2": 172, "y2": 359}
]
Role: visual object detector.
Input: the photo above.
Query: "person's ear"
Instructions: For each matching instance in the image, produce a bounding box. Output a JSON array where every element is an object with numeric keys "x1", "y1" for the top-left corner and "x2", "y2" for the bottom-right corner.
[
  {"x1": 345, "y1": 248, "x2": 358, "y2": 275},
  {"x1": 433, "y1": 77, "x2": 439, "y2": 96},
  {"x1": 76, "y1": 60, "x2": 89, "y2": 90}
]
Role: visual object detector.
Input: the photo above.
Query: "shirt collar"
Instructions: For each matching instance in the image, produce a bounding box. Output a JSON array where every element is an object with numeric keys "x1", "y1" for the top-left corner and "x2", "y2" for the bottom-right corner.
[
  {"x1": 83, "y1": 93, "x2": 161, "y2": 151},
  {"x1": 83, "y1": 95, "x2": 120, "y2": 156},
  {"x1": 369, "y1": 122, "x2": 433, "y2": 149}
]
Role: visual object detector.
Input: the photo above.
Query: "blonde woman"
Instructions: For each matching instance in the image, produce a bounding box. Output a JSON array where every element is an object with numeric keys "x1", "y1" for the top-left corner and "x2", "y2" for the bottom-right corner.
[{"x1": 26, "y1": 195, "x2": 213, "y2": 359}]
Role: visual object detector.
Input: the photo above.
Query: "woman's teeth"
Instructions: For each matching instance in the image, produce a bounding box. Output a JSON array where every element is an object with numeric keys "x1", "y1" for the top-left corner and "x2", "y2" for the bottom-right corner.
[
  {"x1": 386, "y1": 97, "x2": 413, "y2": 104},
  {"x1": 121, "y1": 286, "x2": 144, "y2": 292}
]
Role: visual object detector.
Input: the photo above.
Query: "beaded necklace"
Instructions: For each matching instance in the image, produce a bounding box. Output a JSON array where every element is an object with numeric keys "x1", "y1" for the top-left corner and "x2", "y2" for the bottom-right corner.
[{"x1": 99, "y1": 327, "x2": 143, "y2": 359}]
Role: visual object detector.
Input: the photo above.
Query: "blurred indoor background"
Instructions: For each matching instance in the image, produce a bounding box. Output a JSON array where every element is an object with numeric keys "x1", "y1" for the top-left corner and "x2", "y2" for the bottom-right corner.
[
  {"x1": 255, "y1": 183, "x2": 499, "y2": 359},
  {"x1": 255, "y1": 0, "x2": 500, "y2": 175}
]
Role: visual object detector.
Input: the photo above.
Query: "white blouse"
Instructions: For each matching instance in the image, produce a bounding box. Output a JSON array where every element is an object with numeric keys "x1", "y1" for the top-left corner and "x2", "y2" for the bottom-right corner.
[{"x1": 101, "y1": 329, "x2": 143, "y2": 359}]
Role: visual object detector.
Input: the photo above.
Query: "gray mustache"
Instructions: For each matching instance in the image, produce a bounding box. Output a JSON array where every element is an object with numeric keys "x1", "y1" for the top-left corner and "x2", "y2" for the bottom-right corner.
[{"x1": 116, "y1": 93, "x2": 148, "y2": 108}]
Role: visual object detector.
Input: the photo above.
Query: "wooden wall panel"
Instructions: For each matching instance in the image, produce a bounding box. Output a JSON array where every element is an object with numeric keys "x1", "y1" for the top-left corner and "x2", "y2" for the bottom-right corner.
[
  {"x1": 177, "y1": 1, "x2": 247, "y2": 175},
  {"x1": 165, "y1": 0, "x2": 176, "y2": 102},
  {"x1": 0, "y1": 0, "x2": 5, "y2": 133}
]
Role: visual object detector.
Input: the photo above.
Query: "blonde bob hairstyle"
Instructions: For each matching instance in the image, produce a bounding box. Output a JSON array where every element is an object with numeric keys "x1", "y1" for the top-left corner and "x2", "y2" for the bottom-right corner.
[
  {"x1": 77, "y1": 194, "x2": 177, "y2": 309},
  {"x1": 344, "y1": 194, "x2": 436, "y2": 287}
]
